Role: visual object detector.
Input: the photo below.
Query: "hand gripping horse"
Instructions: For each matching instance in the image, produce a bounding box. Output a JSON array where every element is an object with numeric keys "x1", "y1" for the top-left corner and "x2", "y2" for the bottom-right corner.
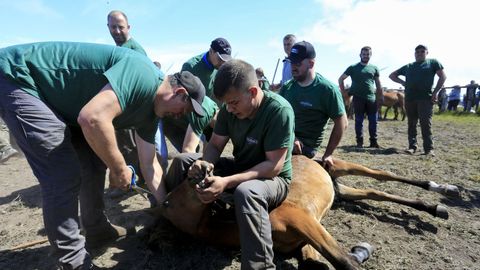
[{"x1": 155, "y1": 155, "x2": 458, "y2": 269}]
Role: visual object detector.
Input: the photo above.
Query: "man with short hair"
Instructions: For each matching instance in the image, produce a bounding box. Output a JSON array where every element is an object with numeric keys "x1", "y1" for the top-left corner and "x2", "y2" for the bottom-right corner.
[
  {"x1": 107, "y1": 10, "x2": 149, "y2": 184},
  {"x1": 255, "y1": 67, "x2": 271, "y2": 91},
  {"x1": 0, "y1": 41, "x2": 205, "y2": 269},
  {"x1": 107, "y1": 10, "x2": 147, "y2": 55},
  {"x1": 165, "y1": 59, "x2": 294, "y2": 269},
  {"x1": 181, "y1": 37, "x2": 232, "y2": 103},
  {"x1": 389, "y1": 44, "x2": 446, "y2": 157},
  {"x1": 270, "y1": 34, "x2": 297, "y2": 91},
  {"x1": 280, "y1": 41, "x2": 348, "y2": 167},
  {"x1": 339, "y1": 46, "x2": 383, "y2": 148}
]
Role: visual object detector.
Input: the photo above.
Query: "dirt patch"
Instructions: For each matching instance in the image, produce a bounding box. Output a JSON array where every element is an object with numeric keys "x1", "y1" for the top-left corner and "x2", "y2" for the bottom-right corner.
[{"x1": 0, "y1": 116, "x2": 479, "y2": 270}]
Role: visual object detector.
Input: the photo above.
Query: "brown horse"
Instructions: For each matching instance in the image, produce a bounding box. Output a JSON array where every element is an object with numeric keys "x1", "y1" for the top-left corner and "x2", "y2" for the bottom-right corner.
[
  {"x1": 341, "y1": 89, "x2": 354, "y2": 120},
  {"x1": 380, "y1": 91, "x2": 405, "y2": 120},
  {"x1": 155, "y1": 155, "x2": 457, "y2": 269}
]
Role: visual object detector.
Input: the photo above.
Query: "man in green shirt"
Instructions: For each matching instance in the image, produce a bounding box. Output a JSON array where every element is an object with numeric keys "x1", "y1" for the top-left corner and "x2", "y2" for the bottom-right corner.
[
  {"x1": 107, "y1": 10, "x2": 147, "y2": 55},
  {"x1": 165, "y1": 59, "x2": 294, "y2": 269},
  {"x1": 181, "y1": 37, "x2": 232, "y2": 104},
  {"x1": 161, "y1": 95, "x2": 218, "y2": 153},
  {"x1": 338, "y1": 46, "x2": 383, "y2": 148},
  {"x1": 280, "y1": 41, "x2": 348, "y2": 168},
  {"x1": 153, "y1": 38, "x2": 231, "y2": 167},
  {"x1": 389, "y1": 44, "x2": 446, "y2": 157},
  {"x1": 107, "y1": 10, "x2": 149, "y2": 186},
  {"x1": 0, "y1": 42, "x2": 205, "y2": 270}
]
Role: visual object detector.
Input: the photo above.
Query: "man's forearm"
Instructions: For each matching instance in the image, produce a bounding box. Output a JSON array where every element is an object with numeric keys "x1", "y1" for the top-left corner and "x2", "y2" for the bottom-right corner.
[{"x1": 80, "y1": 120, "x2": 125, "y2": 174}]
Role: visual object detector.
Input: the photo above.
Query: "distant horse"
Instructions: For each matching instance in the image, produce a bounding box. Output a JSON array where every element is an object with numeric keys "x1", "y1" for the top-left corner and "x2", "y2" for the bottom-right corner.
[
  {"x1": 379, "y1": 91, "x2": 405, "y2": 120},
  {"x1": 342, "y1": 88, "x2": 354, "y2": 119},
  {"x1": 155, "y1": 155, "x2": 457, "y2": 269}
]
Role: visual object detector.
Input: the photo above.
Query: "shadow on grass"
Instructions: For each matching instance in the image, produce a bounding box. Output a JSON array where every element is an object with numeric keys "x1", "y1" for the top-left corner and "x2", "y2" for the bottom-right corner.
[
  {"x1": 439, "y1": 185, "x2": 480, "y2": 209},
  {"x1": 332, "y1": 200, "x2": 439, "y2": 235},
  {"x1": 339, "y1": 145, "x2": 401, "y2": 155},
  {"x1": 0, "y1": 184, "x2": 42, "y2": 208}
]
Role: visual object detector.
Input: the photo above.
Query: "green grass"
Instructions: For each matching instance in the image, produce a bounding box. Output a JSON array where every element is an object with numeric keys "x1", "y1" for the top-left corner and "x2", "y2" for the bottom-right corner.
[{"x1": 433, "y1": 109, "x2": 480, "y2": 124}]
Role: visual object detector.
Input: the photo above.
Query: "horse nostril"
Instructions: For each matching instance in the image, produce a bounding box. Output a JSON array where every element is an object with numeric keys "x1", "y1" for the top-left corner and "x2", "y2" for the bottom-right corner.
[{"x1": 163, "y1": 200, "x2": 169, "y2": 207}]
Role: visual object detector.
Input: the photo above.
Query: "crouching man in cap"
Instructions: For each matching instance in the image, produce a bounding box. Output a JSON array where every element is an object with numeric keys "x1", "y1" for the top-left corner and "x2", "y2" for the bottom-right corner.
[
  {"x1": 279, "y1": 41, "x2": 348, "y2": 168},
  {"x1": 165, "y1": 59, "x2": 295, "y2": 269},
  {"x1": 0, "y1": 41, "x2": 205, "y2": 269}
]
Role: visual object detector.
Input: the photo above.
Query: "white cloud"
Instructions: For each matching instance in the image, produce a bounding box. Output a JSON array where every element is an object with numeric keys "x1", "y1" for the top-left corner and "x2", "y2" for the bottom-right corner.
[{"x1": 304, "y1": 0, "x2": 479, "y2": 86}]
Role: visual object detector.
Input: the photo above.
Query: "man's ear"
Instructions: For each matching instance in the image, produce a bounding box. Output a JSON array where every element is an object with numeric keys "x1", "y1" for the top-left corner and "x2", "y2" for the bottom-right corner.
[
  {"x1": 174, "y1": 87, "x2": 188, "y2": 95},
  {"x1": 249, "y1": 86, "x2": 259, "y2": 97}
]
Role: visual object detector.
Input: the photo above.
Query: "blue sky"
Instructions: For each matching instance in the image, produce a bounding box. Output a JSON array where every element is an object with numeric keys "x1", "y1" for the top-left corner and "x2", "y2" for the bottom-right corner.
[{"x1": 1, "y1": 0, "x2": 478, "y2": 91}]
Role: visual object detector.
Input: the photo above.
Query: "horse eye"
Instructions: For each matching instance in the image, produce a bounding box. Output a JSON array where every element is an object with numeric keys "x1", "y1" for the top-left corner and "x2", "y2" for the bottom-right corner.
[{"x1": 163, "y1": 200, "x2": 170, "y2": 207}]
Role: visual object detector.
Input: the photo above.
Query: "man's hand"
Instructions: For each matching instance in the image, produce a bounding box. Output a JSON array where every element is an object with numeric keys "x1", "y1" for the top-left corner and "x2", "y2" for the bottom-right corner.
[
  {"x1": 293, "y1": 138, "x2": 303, "y2": 155},
  {"x1": 109, "y1": 166, "x2": 132, "y2": 190},
  {"x1": 194, "y1": 175, "x2": 227, "y2": 204},
  {"x1": 321, "y1": 154, "x2": 334, "y2": 171},
  {"x1": 188, "y1": 160, "x2": 214, "y2": 181}
]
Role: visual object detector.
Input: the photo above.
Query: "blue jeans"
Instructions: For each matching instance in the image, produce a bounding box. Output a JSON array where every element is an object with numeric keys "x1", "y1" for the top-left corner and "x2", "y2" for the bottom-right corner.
[
  {"x1": 0, "y1": 76, "x2": 110, "y2": 269},
  {"x1": 353, "y1": 96, "x2": 378, "y2": 144}
]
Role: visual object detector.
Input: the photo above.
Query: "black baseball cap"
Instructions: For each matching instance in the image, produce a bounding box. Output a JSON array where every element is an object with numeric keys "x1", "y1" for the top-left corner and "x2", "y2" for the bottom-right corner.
[
  {"x1": 415, "y1": 44, "x2": 428, "y2": 51},
  {"x1": 210, "y1": 37, "x2": 232, "y2": 61},
  {"x1": 287, "y1": 41, "x2": 316, "y2": 64},
  {"x1": 173, "y1": 71, "x2": 205, "y2": 117}
]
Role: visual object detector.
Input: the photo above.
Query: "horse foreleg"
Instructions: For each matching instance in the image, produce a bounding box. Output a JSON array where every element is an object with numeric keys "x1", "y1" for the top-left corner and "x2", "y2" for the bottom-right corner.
[
  {"x1": 335, "y1": 183, "x2": 449, "y2": 219},
  {"x1": 326, "y1": 158, "x2": 459, "y2": 197},
  {"x1": 272, "y1": 207, "x2": 362, "y2": 270},
  {"x1": 383, "y1": 106, "x2": 390, "y2": 119}
]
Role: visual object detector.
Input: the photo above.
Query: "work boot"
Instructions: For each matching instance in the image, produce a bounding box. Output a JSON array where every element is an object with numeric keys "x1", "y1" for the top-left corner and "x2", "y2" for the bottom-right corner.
[
  {"x1": 85, "y1": 223, "x2": 135, "y2": 249},
  {"x1": 369, "y1": 140, "x2": 380, "y2": 148}
]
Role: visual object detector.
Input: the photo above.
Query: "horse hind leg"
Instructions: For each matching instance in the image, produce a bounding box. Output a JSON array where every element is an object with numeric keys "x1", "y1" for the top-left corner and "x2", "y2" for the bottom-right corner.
[
  {"x1": 335, "y1": 183, "x2": 449, "y2": 219},
  {"x1": 325, "y1": 158, "x2": 459, "y2": 197}
]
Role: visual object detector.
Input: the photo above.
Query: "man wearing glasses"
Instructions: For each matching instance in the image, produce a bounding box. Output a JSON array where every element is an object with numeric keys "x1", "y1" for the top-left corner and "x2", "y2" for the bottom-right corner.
[
  {"x1": 0, "y1": 41, "x2": 205, "y2": 270},
  {"x1": 279, "y1": 41, "x2": 348, "y2": 168},
  {"x1": 389, "y1": 45, "x2": 446, "y2": 157}
]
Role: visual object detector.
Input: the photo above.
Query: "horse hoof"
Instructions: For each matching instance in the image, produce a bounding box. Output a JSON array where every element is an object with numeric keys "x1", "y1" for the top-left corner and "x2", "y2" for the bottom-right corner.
[
  {"x1": 435, "y1": 205, "x2": 449, "y2": 219},
  {"x1": 349, "y1": 242, "x2": 374, "y2": 264},
  {"x1": 444, "y1": 185, "x2": 460, "y2": 197}
]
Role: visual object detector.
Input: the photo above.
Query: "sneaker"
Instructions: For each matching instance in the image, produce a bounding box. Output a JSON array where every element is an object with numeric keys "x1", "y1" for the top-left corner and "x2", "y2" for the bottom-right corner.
[
  {"x1": 0, "y1": 147, "x2": 19, "y2": 163},
  {"x1": 85, "y1": 223, "x2": 135, "y2": 249},
  {"x1": 424, "y1": 150, "x2": 435, "y2": 157},
  {"x1": 405, "y1": 148, "x2": 416, "y2": 155}
]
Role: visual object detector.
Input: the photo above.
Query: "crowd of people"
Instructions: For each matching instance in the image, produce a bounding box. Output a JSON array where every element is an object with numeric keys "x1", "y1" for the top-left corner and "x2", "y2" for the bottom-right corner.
[{"x1": 0, "y1": 9, "x2": 475, "y2": 270}]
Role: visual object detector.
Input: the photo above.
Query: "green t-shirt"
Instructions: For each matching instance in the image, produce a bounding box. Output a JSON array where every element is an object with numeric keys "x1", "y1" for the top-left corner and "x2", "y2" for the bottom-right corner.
[
  {"x1": 214, "y1": 91, "x2": 294, "y2": 182},
  {"x1": 279, "y1": 73, "x2": 345, "y2": 151},
  {"x1": 121, "y1": 38, "x2": 147, "y2": 56},
  {"x1": 163, "y1": 95, "x2": 218, "y2": 137},
  {"x1": 259, "y1": 76, "x2": 271, "y2": 91},
  {"x1": 397, "y1": 58, "x2": 443, "y2": 101},
  {"x1": 344, "y1": 62, "x2": 379, "y2": 101},
  {"x1": 181, "y1": 53, "x2": 217, "y2": 98},
  {"x1": 0, "y1": 41, "x2": 162, "y2": 143}
]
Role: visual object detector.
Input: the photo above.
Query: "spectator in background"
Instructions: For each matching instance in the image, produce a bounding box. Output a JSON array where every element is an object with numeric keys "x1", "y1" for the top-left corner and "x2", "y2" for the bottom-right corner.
[
  {"x1": 389, "y1": 44, "x2": 446, "y2": 157},
  {"x1": 463, "y1": 80, "x2": 478, "y2": 112},
  {"x1": 338, "y1": 46, "x2": 383, "y2": 148},
  {"x1": 475, "y1": 88, "x2": 480, "y2": 112},
  {"x1": 447, "y1": 85, "x2": 461, "y2": 111},
  {"x1": 437, "y1": 87, "x2": 448, "y2": 112},
  {"x1": 270, "y1": 34, "x2": 297, "y2": 91},
  {"x1": 255, "y1": 67, "x2": 271, "y2": 91},
  {"x1": 107, "y1": 10, "x2": 149, "y2": 185}
]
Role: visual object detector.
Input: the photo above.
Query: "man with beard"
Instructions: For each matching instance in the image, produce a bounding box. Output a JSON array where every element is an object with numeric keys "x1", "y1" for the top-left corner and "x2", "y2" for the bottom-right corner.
[
  {"x1": 279, "y1": 41, "x2": 347, "y2": 168},
  {"x1": 338, "y1": 46, "x2": 383, "y2": 148}
]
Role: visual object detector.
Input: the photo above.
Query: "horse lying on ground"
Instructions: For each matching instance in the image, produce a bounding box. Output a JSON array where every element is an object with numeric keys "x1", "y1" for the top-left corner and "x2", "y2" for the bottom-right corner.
[
  {"x1": 154, "y1": 155, "x2": 458, "y2": 269},
  {"x1": 380, "y1": 91, "x2": 405, "y2": 121}
]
